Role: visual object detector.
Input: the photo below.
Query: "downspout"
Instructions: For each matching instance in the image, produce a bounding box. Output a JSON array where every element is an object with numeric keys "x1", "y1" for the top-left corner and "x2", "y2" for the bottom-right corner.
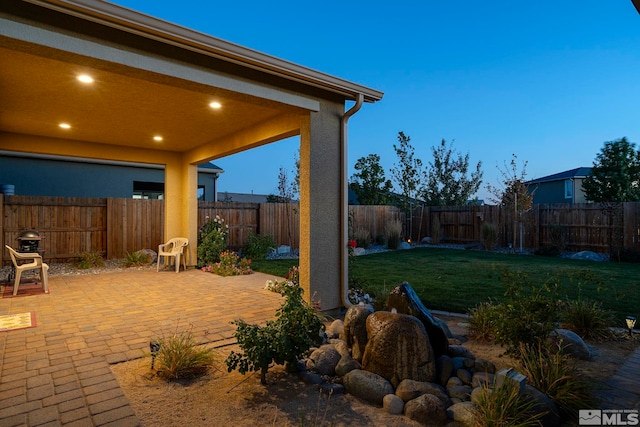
[{"x1": 340, "y1": 93, "x2": 364, "y2": 308}]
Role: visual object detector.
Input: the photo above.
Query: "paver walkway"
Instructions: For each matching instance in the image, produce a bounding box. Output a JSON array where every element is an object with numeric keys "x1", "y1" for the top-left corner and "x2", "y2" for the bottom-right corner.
[
  {"x1": 0, "y1": 268, "x2": 284, "y2": 426},
  {"x1": 598, "y1": 341, "x2": 640, "y2": 410}
]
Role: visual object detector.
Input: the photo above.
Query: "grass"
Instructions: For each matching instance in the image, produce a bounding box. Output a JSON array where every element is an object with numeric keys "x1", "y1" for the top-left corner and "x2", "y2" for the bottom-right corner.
[{"x1": 252, "y1": 248, "x2": 640, "y2": 322}]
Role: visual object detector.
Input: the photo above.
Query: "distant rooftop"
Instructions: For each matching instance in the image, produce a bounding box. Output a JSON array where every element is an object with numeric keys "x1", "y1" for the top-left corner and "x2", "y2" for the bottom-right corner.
[{"x1": 527, "y1": 167, "x2": 592, "y2": 184}]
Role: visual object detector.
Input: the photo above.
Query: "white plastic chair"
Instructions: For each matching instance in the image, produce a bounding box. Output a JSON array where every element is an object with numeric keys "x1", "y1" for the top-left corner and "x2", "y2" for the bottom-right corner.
[
  {"x1": 5, "y1": 245, "x2": 49, "y2": 296},
  {"x1": 157, "y1": 237, "x2": 189, "y2": 273}
]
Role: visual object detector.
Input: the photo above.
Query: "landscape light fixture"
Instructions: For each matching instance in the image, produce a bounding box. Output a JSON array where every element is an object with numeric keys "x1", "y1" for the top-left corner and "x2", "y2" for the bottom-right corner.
[
  {"x1": 150, "y1": 341, "x2": 161, "y2": 369},
  {"x1": 625, "y1": 316, "x2": 636, "y2": 338}
]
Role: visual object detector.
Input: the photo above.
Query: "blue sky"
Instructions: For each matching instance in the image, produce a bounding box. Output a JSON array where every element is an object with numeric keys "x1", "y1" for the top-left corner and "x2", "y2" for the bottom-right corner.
[{"x1": 110, "y1": 1, "x2": 640, "y2": 201}]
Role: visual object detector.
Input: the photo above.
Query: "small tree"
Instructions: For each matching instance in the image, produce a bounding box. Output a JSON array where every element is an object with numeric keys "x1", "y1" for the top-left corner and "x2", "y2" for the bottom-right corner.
[
  {"x1": 582, "y1": 137, "x2": 640, "y2": 203},
  {"x1": 225, "y1": 283, "x2": 324, "y2": 384},
  {"x1": 422, "y1": 139, "x2": 483, "y2": 206},
  {"x1": 391, "y1": 132, "x2": 423, "y2": 213},
  {"x1": 486, "y1": 154, "x2": 533, "y2": 250},
  {"x1": 349, "y1": 154, "x2": 393, "y2": 205}
]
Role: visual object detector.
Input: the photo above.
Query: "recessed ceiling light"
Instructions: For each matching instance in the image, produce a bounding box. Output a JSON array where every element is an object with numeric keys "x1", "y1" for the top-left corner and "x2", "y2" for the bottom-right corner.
[
  {"x1": 77, "y1": 75, "x2": 94, "y2": 84},
  {"x1": 59, "y1": 123, "x2": 71, "y2": 129},
  {"x1": 153, "y1": 136, "x2": 163, "y2": 142},
  {"x1": 209, "y1": 101, "x2": 221, "y2": 109}
]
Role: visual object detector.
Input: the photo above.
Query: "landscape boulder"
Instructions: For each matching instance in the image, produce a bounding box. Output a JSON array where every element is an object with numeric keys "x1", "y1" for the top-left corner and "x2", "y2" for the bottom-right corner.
[
  {"x1": 404, "y1": 393, "x2": 448, "y2": 425},
  {"x1": 306, "y1": 345, "x2": 341, "y2": 376},
  {"x1": 385, "y1": 282, "x2": 449, "y2": 357},
  {"x1": 343, "y1": 369, "x2": 394, "y2": 406},
  {"x1": 448, "y1": 401, "x2": 480, "y2": 426},
  {"x1": 383, "y1": 394, "x2": 405, "y2": 415},
  {"x1": 362, "y1": 311, "x2": 436, "y2": 387},
  {"x1": 548, "y1": 328, "x2": 591, "y2": 360},
  {"x1": 341, "y1": 304, "x2": 374, "y2": 362}
]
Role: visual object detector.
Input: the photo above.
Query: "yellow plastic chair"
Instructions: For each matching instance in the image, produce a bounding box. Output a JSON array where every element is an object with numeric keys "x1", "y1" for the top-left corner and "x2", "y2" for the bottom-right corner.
[
  {"x1": 157, "y1": 237, "x2": 189, "y2": 273},
  {"x1": 5, "y1": 245, "x2": 49, "y2": 296}
]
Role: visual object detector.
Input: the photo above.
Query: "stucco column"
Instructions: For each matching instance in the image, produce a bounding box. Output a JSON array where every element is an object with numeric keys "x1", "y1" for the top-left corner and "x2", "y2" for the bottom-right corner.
[
  {"x1": 299, "y1": 99, "x2": 344, "y2": 311},
  {"x1": 164, "y1": 159, "x2": 198, "y2": 267}
]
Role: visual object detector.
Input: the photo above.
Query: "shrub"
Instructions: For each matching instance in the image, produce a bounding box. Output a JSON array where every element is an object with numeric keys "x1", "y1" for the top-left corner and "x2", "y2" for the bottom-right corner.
[
  {"x1": 154, "y1": 328, "x2": 216, "y2": 380},
  {"x1": 561, "y1": 298, "x2": 613, "y2": 341},
  {"x1": 480, "y1": 222, "x2": 498, "y2": 251},
  {"x1": 518, "y1": 342, "x2": 595, "y2": 421},
  {"x1": 201, "y1": 251, "x2": 252, "y2": 276},
  {"x1": 76, "y1": 251, "x2": 105, "y2": 269},
  {"x1": 122, "y1": 251, "x2": 152, "y2": 267},
  {"x1": 548, "y1": 223, "x2": 566, "y2": 254},
  {"x1": 374, "y1": 234, "x2": 386, "y2": 246},
  {"x1": 225, "y1": 283, "x2": 325, "y2": 384},
  {"x1": 198, "y1": 215, "x2": 229, "y2": 266},
  {"x1": 473, "y1": 379, "x2": 545, "y2": 427},
  {"x1": 264, "y1": 266, "x2": 299, "y2": 293},
  {"x1": 242, "y1": 233, "x2": 275, "y2": 260},
  {"x1": 467, "y1": 301, "x2": 498, "y2": 342},
  {"x1": 491, "y1": 269, "x2": 563, "y2": 357},
  {"x1": 353, "y1": 227, "x2": 371, "y2": 249},
  {"x1": 385, "y1": 220, "x2": 403, "y2": 249}
]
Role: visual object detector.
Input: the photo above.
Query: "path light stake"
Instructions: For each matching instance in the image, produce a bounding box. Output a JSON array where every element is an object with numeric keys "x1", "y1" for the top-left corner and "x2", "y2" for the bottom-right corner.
[
  {"x1": 626, "y1": 316, "x2": 636, "y2": 339},
  {"x1": 150, "y1": 341, "x2": 161, "y2": 369}
]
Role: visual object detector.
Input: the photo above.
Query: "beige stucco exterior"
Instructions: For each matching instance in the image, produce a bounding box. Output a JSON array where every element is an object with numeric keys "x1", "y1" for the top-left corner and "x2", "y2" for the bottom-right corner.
[{"x1": 0, "y1": 0, "x2": 382, "y2": 310}]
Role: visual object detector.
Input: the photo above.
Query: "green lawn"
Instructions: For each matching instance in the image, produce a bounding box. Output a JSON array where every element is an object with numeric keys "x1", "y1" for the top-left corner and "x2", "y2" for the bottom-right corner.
[{"x1": 252, "y1": 248, "x2": 640, "y2": 322}]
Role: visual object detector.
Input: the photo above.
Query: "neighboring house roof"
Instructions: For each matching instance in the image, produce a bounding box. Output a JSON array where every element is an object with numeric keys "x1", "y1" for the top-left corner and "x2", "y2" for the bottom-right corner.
[
  {"x1": 198, "y1": 162, "x2": 224, "y2": 174},
  {"x1": 527, "y1": 167, "x2": 592, "y2": 185}
]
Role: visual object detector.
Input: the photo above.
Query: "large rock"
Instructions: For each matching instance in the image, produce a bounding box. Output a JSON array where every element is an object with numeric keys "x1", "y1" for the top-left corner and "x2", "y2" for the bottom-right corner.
[
  {"x1": 341, "y1": 304, "x2": 374, "y2": 362},
  {"x1": 448, "y1": 401, "x2": 480, "y2": 426},
  {"x1": 306, "y1": 345, "x2": 341, "y2": 376},
  {"x1": 343, "y1": 369, "x2": 394, "y2": 406},
  {"x1": 435, "y1": 355, "x2": 454, "y2": 385},
  {"x1": 523, "y1": 385, "x2": 561, "y2": 427},
  {"x1": 395, "y1": 379, "x2": 451, "y2": 407},
  {"x1": 362, "y1": 311, "x2": 436, "y2": 387},
  {"x1": 385, "y1": 282, "x2": 449, "y2": 357},
  {"x1": 326, "y1": 319, "x2": 344, "y2": 340},
  {"x1": 404, "y1": 393, "x2": 448, "y2": 425},
  {"x1": 383, "y1": 394, "x2": 405, "y2": 415},
  {"x1": 335, "y1": 355, "x2": 361, "y2": 377},
  {"x1": 548, "y1": 328, "x2": 591, "y2": 360}
]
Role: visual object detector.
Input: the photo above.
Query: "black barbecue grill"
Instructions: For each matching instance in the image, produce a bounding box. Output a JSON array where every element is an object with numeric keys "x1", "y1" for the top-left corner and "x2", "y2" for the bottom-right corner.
[{"x1": 17, "y1": 229, "x2": 43, "y2": 253}]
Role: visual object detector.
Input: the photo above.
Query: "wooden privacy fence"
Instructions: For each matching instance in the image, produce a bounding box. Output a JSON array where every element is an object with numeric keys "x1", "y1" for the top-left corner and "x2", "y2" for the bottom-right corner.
[
  {"x1": 410, "y1": 202, "x2": 640, "y2": 253},
  {"x1": 4, "y1": 195, "x2": 639, "y2": 264}
]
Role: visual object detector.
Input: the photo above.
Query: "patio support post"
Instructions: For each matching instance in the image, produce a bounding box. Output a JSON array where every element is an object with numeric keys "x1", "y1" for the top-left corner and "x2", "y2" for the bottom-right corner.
[
  {"x1": 299, "y1": 100, "x2": 344, "y2": 311},
  {"x1": 164, "y1": 159, "x2": 198, "y2": 267}
]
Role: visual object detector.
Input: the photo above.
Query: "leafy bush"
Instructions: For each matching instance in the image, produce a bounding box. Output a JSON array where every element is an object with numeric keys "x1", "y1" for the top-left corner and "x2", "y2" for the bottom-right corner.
[
  {"x1": 385, "y1": 220, "x2": 403, "y2": 249},
  {"x1": 198, "y1": 215, "x2": 229, "y2": 266},
  {"x1": 353, "y1": 227, "x2": 371, "y2": 249},
  {"x1": 201, "y1": 251, "x2": 252, "y2": 276},
  {"x1": 242, "y1": 233, "x2": 275, "y2": 260},
  {"x1": 76, "y1": 251, "x2": 105, "y2": 269},
  {"x1": 518, "y1": 342, "x2": 595, "y2": 421},
  {"x1": 122, "y1": 250, "x2": 152, "y2": 267},
  {"x1": 561, "y1": 298, "x2": 613, "y2": 341},
  {"x1": 264, "y1": 266, "x2": 299, "y2": 293},
  {"x1": 225, "y1": 283, "x2": 325, "y2": 384},
  {"x1": 473, "y1": 379, "x2": 545, "y2": 427},
  {"x1": 480, "y1": 222, "x2": 498, "y2": 251},
  {"x1": 467, "y1": 301, "x2": 498, "y2": 342},
  {"x1": 154, "y1": 328, "x2": 216, "y2": 380},
  {"x1": 491, "y1": 269, "x2": 563, "y2": 357}
]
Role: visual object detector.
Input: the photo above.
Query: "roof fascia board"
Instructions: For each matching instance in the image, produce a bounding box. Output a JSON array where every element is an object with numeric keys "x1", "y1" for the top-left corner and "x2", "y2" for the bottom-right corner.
[{"x1": 22, "y1": 0, "x2": 384, "y2": 103}]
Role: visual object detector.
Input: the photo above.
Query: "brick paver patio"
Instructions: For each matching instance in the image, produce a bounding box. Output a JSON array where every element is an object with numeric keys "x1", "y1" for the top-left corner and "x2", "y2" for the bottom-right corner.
[{"x1": 0, "y1": 268, "x2": 284, "y2": 426}]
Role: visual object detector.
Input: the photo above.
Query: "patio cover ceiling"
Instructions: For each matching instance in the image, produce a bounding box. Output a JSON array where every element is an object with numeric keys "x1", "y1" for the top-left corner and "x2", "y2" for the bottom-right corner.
[{"x1": 0, "y1": 0, "x2": 383, "y2": 161}]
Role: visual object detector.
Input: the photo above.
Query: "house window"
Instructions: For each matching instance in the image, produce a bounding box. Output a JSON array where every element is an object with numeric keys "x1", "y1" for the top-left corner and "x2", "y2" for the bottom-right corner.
[
  {"x1": 564, "y1": 179, "x2": 573, "y2": 200},
  {"x1": 197, "y1": 186, "x2": 205, "y2": 201},
  {"x1": 133, "y1": 181, "x2": 164, "y2": 199}
]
